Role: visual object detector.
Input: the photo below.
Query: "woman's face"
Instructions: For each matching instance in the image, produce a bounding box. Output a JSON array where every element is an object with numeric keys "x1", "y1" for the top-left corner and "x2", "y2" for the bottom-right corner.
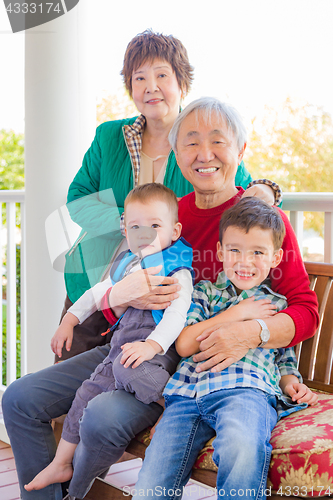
[{"x1": 131, "y1": 59, "x2": 182, "y2": 124}]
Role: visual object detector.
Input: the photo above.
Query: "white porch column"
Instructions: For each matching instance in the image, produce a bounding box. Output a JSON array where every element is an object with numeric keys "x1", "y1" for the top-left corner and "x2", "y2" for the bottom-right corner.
[{"x1": 25, "y1": 0, "x2": 95, "y2": 373}]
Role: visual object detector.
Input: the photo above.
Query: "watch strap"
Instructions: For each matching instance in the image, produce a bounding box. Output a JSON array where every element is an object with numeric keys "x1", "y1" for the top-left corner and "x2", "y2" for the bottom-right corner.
[{"x1": 255, "y1": 318, "x2": 269, "y2": 348}]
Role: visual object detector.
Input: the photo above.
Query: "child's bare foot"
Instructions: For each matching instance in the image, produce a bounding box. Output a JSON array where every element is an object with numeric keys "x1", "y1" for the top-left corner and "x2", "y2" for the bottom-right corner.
[{"x1": 24, "y1": 460, "x2": 73, "y2": 491}]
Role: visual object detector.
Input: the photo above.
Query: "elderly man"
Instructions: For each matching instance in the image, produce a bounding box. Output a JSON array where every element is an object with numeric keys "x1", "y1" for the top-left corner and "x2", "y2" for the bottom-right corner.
[
  {"x1": 3, "y1": 98, "x2": 318, "y2": 500},
  {"x1": 130, "y1": 98, "x2": 319, "y2": 499}
]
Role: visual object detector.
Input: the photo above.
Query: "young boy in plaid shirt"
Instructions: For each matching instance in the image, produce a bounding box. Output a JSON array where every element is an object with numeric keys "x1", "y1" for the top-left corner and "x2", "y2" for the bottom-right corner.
[{"x1": 133, "y1": 197, "x2": 318, "y2": 500}]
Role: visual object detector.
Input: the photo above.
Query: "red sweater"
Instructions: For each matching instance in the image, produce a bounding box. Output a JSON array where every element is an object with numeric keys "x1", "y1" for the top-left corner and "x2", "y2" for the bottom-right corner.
[
  {"x1": 178, "y1": 189, "x2": 319, "y2": 347},
  {"x1": 103, "y1": 188, "x2": 319, "y2": 347}
]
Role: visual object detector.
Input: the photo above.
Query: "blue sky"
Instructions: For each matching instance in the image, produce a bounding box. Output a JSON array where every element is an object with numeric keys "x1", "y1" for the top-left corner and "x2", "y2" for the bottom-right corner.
[{"x1": 1, "y1": 0, "x2": 333, "y2": 133}]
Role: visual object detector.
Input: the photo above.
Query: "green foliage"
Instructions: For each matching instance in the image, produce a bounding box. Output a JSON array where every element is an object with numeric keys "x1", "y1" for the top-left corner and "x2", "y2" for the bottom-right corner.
[
  {"x1": 246, "y1": 99, "x2": 333, "y2": 235},
  {"x1": 0, "y1": 129, "x2": 25, "y2": 190}
]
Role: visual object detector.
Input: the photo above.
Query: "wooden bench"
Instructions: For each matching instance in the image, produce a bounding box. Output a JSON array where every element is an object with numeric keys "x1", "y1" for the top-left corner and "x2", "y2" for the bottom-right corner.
[{"x1": 82, "y1": 262, "x2": 333, "y2": 498}]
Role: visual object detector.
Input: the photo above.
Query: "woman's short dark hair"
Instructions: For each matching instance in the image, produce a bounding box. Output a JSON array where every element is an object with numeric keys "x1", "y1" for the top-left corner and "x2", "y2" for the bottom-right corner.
[
  {"x1": 219, "y1": 198, "x2": 286, "y2": 250},
  {"x1": 121, "y1": 29, "x2": 194, "y2": 98}
]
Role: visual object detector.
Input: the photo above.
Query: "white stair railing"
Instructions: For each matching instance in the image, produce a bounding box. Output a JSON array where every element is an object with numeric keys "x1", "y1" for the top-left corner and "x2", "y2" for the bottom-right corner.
[
  {"x1": 283, "y1": 193, "x2": 333, "y2": 263},
  {"x1": 0, "y1": 190, "x2": 26, "y2": 392}
]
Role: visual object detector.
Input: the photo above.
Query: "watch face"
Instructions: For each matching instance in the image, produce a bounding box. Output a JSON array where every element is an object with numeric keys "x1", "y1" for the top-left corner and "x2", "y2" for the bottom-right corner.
[{"x1": 261, "y1": 328, "x2": 270, "y2": 342}]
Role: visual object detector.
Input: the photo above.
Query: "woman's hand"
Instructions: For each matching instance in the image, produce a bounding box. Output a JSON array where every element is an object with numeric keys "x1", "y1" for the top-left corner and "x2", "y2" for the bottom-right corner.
[
  {"x1": 242, "y1": 184, "x2": 275, "y2": 206},
  {"x1": 193, "y1": 321, "x2": 254, "y2": 373},
  {"x1": 109, "y1": 265, "x2": 181, "y2": 312}
]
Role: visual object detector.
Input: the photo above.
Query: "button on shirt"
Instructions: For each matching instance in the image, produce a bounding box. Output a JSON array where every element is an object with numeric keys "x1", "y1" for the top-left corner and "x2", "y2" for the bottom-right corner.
[{"x1": 164, "y1": 271, "x2": 301, "y2": 404}]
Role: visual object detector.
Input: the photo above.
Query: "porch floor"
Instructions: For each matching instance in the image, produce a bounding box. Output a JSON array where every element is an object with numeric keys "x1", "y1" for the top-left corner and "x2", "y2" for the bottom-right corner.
[{"x1": 0, "y1": 440, "x2": 216, "y2": 500}]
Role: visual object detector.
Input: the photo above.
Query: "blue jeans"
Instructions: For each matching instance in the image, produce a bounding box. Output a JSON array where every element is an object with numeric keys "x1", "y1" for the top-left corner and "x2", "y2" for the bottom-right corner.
[
  {"x1": 134, "y1": 388, "x2": 277, "y2": 500},
  {"x1": 2, "y1": 345, "x2": 163, "y2": 500}
]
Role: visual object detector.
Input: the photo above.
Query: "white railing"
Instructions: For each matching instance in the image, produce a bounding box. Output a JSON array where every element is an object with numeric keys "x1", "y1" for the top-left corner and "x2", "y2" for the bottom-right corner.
[
  {"x1": 283, "y1": 193, "x2": 333, "y2": 263},
  {"x1": 0, "y1": 190, "x2": 26, "y2": 393},
  {"x1": 0, "y1": 190, "x2": 332, "y2": 393}
]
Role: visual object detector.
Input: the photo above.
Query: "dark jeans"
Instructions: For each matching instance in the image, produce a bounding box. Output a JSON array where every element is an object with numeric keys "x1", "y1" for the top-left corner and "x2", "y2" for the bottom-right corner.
[{"x1": 2, "y1": 345, "x2": 163, "y2": 499}]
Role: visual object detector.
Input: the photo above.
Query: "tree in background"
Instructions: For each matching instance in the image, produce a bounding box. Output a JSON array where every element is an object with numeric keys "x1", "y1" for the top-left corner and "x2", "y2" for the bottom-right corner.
[
  {"x1": 0, "y1": 129, "x2": 24, "y2": 190},
  {"x1": 96, "y1": 90, "x2": 137, "y2": 126},
  {"x1": 246, "y1": 99, "x2": 333, "y2": 235}
]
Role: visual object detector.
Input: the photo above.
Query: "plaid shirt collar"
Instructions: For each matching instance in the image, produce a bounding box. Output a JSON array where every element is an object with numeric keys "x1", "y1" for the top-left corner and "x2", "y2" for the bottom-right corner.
[
  {"x1": 213, "y1": 271, "x2": 280, "y2": 300},
  {"x1": 123, "y1": 114, "x2": 146, "y2": 138},
  {"x1": 123, "y1": 115, "x2": 146, "y2": 187}
]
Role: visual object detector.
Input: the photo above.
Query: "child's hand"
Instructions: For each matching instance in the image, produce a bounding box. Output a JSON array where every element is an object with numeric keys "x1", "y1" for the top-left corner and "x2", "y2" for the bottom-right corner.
[
  {"x1": 51, "y1": 312, "x2": 78, "y2": 358},
  {"x1": 236, "y1": 296, "x2": 277, "y2": 321},
  {"x1": 120, "y1": 339, "x2": 162, "y2": 369},
  {"x1": 284, "y1": 382, "x2": 318, "y2": 406},
  {"x1": 51, "y1": 324, "x2": 73, "y2": 358}
]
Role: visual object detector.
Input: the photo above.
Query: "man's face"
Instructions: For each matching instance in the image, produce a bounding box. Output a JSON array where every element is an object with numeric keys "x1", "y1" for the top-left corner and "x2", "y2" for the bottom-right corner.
[{"x1": 175, "y1": 110, "x2": 245, "y2": 200}]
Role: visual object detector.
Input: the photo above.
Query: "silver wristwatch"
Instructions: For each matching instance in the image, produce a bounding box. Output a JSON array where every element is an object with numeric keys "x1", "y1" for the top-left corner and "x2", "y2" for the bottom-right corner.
[{"x1": 255, "y1": 319, "x2": 270, "y2": 348}]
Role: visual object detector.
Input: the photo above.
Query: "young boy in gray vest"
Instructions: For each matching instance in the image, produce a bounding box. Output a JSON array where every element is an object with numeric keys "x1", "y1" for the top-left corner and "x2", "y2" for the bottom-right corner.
[{"x1": 25, "y1": 183, "x2": 193, "y2": 494}]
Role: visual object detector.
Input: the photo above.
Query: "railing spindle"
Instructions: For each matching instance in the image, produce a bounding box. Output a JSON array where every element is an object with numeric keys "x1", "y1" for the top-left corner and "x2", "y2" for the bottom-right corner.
[
  {"x1": 20, "y1": 201, "x2": 27, "y2": 376},
  {"x1": 0, "y1": 203, "x2": 3, "y2": 385},
  {"x1": 324, "y1": 212, "x2": 333, "y2": 264},
  {"x1": 6, "y1": 202, "x2": 17, "y2": 385},
  {"x1": 289, "y1": 210, "x2": 304, "y2": 254}
]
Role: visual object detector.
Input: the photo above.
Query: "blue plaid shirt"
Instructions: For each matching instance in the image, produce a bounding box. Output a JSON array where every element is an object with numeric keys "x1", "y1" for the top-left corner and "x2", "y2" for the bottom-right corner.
[{"x1": 164, "y1": 272, "x2": 305, "y2": 418}]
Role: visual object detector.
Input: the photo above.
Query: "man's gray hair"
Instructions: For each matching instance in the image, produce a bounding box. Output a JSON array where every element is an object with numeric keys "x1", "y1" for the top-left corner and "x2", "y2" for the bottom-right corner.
[{"x1": 169, "y1": 97, "x2": 247, "y2": 153}]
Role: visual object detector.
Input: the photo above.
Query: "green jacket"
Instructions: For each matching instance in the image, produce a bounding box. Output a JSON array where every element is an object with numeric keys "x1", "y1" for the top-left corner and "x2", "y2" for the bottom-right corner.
[{"x1": 65, "y1": 116, "x2": 252, "y2": 303}]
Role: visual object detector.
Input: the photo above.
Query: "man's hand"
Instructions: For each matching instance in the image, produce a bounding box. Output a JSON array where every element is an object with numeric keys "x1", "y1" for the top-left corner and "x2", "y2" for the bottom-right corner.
[
  {"x1": 120, "y1": 339, "x2": 162, "y2": 369},
  {"x1": 242, "y1": 184, "x2": 275, "y2": 206},
  {"x1": 193, "y1": 321, "x2": 253, "y2": 373},
  {"x1": 283, "y1": 382, "x2": 318, "y2": 406},
  {"x1": 110, "y1": 265, "x2": 180, "y2": 312},
  {"x1": 235, "y1": 296, "x2": 277, "y2": 321},
  {"x1": 51, "y1": 312, "x2": 78, "y2": 358}
]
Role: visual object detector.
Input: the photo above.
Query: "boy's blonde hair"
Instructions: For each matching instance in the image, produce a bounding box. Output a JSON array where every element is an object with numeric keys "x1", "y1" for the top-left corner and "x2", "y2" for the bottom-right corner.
[{"x1": 124, "y1": 183, "x2": 179, "y2": 223}]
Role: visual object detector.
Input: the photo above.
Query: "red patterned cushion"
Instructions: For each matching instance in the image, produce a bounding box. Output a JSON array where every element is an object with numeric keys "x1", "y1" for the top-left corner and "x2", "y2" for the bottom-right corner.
[
  {"x1": 268, "y1": 393, "x2": 333, "y2": 496},
  {"x1": 134, "y1": 394, "x2": 333, "y2": 496}
]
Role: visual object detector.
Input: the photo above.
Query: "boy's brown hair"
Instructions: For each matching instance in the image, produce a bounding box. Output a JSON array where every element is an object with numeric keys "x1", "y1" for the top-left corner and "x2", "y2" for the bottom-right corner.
[
  {"x1": 125, "y1": 183, "x2": 179, "y2": 223},
  {"x1": 219, "y1": 198, "x2": 286, "y2": 250},
  {"x1": 121, "y1": 29, "x2": 194, "y2": 97}
]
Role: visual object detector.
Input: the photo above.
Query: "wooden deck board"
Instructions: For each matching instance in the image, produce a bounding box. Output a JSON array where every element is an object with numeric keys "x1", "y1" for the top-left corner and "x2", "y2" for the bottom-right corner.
[
  {"x1": 0, "y1": 440, "x2": 216, "y2": 499},
  {"x1": 0, "y1": 483, "x2": 21, "y2": 500}
]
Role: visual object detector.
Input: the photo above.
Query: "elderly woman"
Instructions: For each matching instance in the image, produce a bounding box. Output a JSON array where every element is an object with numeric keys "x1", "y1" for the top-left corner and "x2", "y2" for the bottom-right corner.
[
  {"x1": 61, "y1": 29, "x2": 279, "y2": 360},
  {"x1": 3, "y1": 99, "x2": 318, "y2": 500}
]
